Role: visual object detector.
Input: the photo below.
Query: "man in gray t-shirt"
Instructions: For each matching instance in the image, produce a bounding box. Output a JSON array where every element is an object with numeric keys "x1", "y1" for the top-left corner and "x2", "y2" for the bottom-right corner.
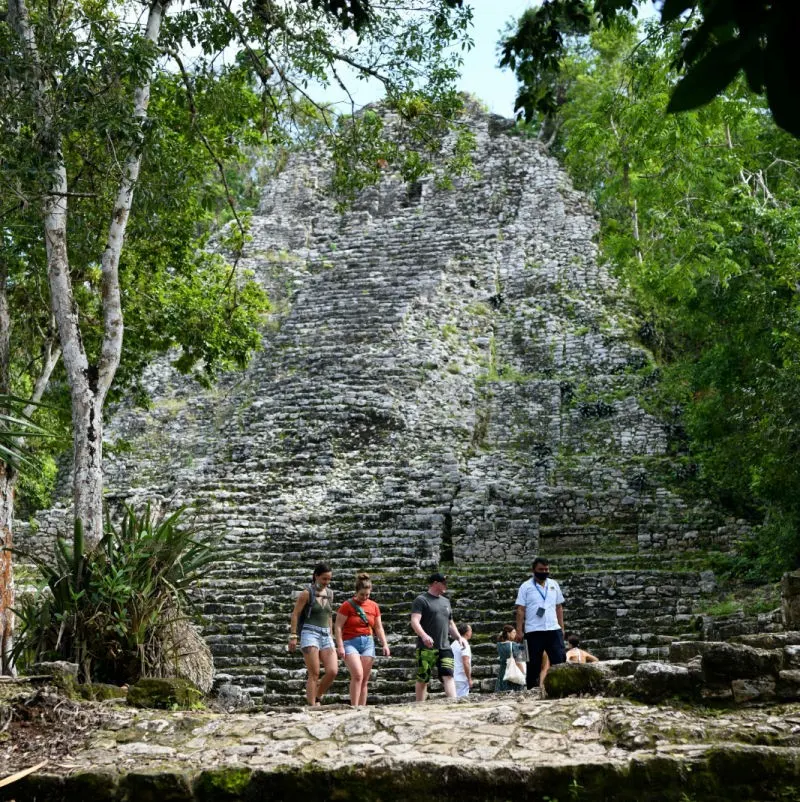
[{"x1": 410, "y1": 572, "x2": 466, "y2": 701}]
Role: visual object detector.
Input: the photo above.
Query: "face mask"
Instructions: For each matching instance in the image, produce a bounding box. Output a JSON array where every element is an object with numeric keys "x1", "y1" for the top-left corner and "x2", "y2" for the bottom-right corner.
[
  {"x1": 534, "y1": 571, "x2": 549, "y2": 581},
  {"x1": 315, "y1": 582, "x2": 326, "y2": 592}
]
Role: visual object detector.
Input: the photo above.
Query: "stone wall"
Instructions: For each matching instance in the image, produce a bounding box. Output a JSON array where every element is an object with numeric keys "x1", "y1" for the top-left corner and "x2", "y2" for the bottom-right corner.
[{"x1": 20, "y1": 103, "x2": 754, "y2": 702}]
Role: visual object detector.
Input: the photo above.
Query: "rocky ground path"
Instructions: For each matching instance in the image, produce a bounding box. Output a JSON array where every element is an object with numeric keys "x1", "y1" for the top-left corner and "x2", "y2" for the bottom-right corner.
[{"x1": 3, "y1": 691, "x2": 800, "y2": 800}]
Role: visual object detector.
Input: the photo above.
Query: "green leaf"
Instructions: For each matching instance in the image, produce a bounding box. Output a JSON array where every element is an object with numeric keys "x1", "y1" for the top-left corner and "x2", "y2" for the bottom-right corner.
[
  {"x1": 667, "y1": 40, "x2": 744, "y2": 112},
  {"x1": 764, "y1": 10, "x2": 800, "y2": 137},
  {"x1": 660, "y1": 0, "x2": 692, "y2": 24}
]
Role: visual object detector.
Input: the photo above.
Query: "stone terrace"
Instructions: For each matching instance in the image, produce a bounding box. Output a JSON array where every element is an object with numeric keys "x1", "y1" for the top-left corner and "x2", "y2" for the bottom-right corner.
[
  {"x1": 24, "y1": 103, "x2": 754, "y2": 704},
  {"x1": 4, "y1": 694, "x2": 800, "y2": 801}
]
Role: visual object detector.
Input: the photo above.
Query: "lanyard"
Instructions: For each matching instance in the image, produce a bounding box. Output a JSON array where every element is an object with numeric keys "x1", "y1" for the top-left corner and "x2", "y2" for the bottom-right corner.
[{"x1": 534, "y1": 580, "x2": 548, "y2": 603}]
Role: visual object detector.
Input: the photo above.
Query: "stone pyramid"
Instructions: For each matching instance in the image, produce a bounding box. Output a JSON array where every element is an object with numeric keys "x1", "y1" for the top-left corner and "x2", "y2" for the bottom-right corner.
[{"x1": 26, "y1": 104, "x2": 749, "y2": 703}]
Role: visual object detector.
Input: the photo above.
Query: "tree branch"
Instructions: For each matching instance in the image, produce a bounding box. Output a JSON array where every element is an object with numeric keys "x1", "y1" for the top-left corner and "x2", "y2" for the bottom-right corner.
[{"x1": 96, "y1": 0, "x2": 170, "y2": 400}]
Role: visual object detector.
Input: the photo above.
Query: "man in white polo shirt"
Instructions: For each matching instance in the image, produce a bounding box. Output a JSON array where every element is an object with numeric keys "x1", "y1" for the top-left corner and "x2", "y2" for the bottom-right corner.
[{"x1": 515, "y1": 556, "x2": 566, "y2": 690}]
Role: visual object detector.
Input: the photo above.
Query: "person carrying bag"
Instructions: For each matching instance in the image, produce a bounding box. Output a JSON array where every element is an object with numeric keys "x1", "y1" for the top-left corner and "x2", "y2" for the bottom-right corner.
[
  {"x1": 495, "y1": 625, "x2": 526, "y2": 691},
  {"x1": 504, "y1": 651, "x2": 526, "y2": 685}
]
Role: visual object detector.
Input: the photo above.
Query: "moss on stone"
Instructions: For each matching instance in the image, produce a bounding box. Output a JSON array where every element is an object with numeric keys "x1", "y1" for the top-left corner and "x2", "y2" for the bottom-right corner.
[
  {"x1": 126, "y1": 677, "x2": 203, "y2": 710},
  {"x1": 0, "y1": 772, "x2": 66, "y2": 802},
  {"x1": 194, "y1": 767, "x2": 254, "y2": 801},
  {"x1": 66, "y1": 770, "x2": 119, "y2": 801},
  {"x1": 78, "y1": 682, "x2": 127, "y2": 701},
  {"x1": 544, "y1": 663, "x2": 608, "y2": 698}
]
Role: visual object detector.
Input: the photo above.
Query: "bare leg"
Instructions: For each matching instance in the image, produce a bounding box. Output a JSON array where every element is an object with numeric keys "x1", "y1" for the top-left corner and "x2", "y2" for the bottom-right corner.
[
  {"x1": 415, "y1": 681, "x2": 428, "y2": 702},
  {"x1": 317, "y1": 647, "x2": 338, "y2": 700},
  {"x1": 540, "y1": 652, "x2": 550, "y2": 690},
  {"x1": 303, "y1": 647, "x2": 320, "y2": 706},
  {"x1": 441, "y1": 675, "x2": 456, "y2": 698},
  {"x1": 344, "y1": 652, "x2": 364, "y2": 706},
  {"x1": 359, "y1": 656, "x2": 374, "y2": 706}
]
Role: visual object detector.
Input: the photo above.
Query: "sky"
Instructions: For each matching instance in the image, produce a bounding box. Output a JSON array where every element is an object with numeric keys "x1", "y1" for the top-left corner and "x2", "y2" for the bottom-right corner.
[
  {"x1": 312, "y1": 1, "x2": 659, "y2": 120},
  {"x1": 313, "y1": 1, "x2": 536, "y2": 121},
  {"x1": 453, "y1": 1, "x2": 533, "y2": 117}
]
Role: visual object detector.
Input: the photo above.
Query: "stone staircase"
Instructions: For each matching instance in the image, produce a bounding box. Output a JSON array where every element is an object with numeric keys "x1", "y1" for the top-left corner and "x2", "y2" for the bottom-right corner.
[
  {"x1": 22, "y1": 102, "x2": 754, "y2": 706},
  {"x1": 198, "y1": 555, "x2": 720, "y2": 706}
]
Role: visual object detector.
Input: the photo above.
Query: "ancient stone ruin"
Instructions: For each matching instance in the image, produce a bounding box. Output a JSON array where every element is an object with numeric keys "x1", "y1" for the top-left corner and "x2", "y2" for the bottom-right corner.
[{"x1": 24, "y1": 103, "x2": 766, "y2": 705}]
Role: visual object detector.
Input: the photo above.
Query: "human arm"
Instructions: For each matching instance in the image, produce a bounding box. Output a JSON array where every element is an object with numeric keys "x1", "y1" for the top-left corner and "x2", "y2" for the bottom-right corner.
[
  {"x1": 461, "y1": 650, "x2": 472, "y2": 687},
  {"x1": 288, "y1": 589, "x2": 310, "y2": 652},
  {"x1": 448, "y1": 620, "x2": 466, "y2": 650},
  {"x1": 334, "y1": 611, "x2": 348, "y2": 659},
  {"x1": 556, "y1": 603, "x2": 564, "y2": 634},
  {"x1": 515, "y1": 605, "x2": 526, "y2": 642},
  {"x1": 374, "y1": 615, "x2": 391, "y2": 657},
  {"x1": 584, "y1": 650, "x2": 599, "y2": 663},
  {"x1": 410, "y1": 612, "x2": 434, "y2": 648}
]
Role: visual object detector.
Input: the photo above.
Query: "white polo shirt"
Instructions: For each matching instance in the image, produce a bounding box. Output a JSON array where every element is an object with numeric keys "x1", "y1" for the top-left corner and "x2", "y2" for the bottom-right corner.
[{"x1": 515, "y1": 577, "x2": 564, "y2": 633}]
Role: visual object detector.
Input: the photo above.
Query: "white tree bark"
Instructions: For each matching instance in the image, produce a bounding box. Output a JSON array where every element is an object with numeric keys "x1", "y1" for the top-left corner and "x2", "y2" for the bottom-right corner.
[{"x1": 9, "y1": 0, "x2": 168, "y2": 548}]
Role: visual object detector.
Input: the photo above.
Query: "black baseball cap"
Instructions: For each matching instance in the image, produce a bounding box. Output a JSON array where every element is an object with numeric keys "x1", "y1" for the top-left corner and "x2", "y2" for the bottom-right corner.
[{"x1": 429, "y1": 572, "x2": 448, "y2": 584}]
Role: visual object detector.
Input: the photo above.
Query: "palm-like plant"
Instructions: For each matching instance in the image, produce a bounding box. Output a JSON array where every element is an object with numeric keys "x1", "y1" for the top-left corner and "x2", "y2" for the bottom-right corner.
[
  {"x1": 0, "y1": 393, "x2": 54, "y2": 469},
  {"x1": 11, "y1": 505, "x2": 219, "y2": 683}
]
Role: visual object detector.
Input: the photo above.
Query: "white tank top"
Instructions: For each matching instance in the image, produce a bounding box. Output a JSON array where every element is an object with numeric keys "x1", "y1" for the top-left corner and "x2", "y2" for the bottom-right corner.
[{"x1": 566, "y1": 648, "x2": 585, "y2": 664}]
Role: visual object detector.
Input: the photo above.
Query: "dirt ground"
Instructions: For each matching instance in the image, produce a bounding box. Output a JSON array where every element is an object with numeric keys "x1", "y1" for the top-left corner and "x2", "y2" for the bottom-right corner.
[{"x1": 0, "y1": 680, "x2": 119, "y2": 776}]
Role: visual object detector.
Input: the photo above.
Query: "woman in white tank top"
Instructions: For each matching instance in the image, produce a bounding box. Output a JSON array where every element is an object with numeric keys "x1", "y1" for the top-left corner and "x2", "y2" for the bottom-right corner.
[{"x1": 565, "y1": 633, "x2": 598, "y2": 664}]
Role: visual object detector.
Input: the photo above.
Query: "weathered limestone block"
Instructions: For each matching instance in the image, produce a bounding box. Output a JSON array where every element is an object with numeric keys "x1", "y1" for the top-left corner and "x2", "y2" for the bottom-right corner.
[
  {"x1": 782, "y1": 571, "x2": 800, "y2": 629},
  {"x1": 731, "y1": 676, "x2": 776, "y2": 703},
  {"x1": 31, "y1": 660, "x2": 78, "y2": 677},
  {"x1": 30, "y1": 660, "x2": 81, "y2": 697},
  {"x1": 701, "y1": 642, "x2": 783, "y2": 680},
  {"x1": 668, "y1": 640, "x2": 714, "y2": 663},
  {"x1": 127, "y1": 677, "x2": 203, "y2": 709},
  {"x1": 542, "y1": 663, "x2": 607, "y2": 698},
  {"x1": 596, "y1": 659, "x2": 637, "y2": 677},
  {"x1": 786, "y1": 645, "x2": 800, "y2": 669},
  {"x1": 733, "y1": 632, "x2": 800, "y2": 649},
  {"x1": 214, "y1": 683, "x2": 254, "y2": 712},
  {"x1": 776, "y1": 670, "x2": 800, "y2": 701},
  {"x1": 630, "y1": 661, "x2": 693, "y2": 702}
]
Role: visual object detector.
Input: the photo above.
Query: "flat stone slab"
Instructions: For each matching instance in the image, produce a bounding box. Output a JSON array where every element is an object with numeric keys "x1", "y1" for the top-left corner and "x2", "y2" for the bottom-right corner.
[{"x1": 4, "y1": 694, "x2": 800, "y2": 800}]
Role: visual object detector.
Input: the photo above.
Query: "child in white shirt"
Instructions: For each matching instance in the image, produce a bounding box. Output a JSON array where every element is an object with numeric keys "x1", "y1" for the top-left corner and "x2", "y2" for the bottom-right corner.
[{"x1": 451, "y1": 623, "x2": 473, "y2": 697}]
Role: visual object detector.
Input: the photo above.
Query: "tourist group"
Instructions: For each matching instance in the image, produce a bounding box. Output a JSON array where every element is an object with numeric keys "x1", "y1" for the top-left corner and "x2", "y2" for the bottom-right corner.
[{"x1": 288, "y1": 558, "x2": 596, "y2": 706}]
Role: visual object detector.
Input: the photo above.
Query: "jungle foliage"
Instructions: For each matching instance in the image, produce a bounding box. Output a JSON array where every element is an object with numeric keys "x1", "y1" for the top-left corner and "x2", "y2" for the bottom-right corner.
[
  {"x1": 521, "y1": 18, "x2": 800, "y2": 581},
  {"x1": 500, "y1": 0, "x2": 800, "y2": 138}
]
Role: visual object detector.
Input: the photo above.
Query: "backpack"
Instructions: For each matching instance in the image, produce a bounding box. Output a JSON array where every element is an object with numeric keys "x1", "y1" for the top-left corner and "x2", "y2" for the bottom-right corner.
[{"x1": 297, "y1": 583, "x2": 333, "y2": 634}]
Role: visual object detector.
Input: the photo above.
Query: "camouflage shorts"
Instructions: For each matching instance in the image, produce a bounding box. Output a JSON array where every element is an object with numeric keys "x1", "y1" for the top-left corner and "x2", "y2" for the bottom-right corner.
[{"x1": 415, "y1": 647, "x2": 454, "y2": 684}]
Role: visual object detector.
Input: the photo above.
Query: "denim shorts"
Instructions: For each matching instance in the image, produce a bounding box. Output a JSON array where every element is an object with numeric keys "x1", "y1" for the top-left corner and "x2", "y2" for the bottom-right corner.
[
  {"x1": 343, "y1": 635, "x2": 375, "y2": 657},
  {"x1": 300, "y1": 624, "x2": 334, "y2": 651}
]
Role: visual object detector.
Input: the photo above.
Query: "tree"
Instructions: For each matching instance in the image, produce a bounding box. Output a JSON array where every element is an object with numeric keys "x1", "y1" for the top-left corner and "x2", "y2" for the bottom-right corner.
[
  {"x1": 1, "y1": 0, "x2": 473, "y2": 553},
  {"x1": 500, "y1": 0, "x2": 800, "y2": 138},
  {"x1": 537, "y1": 18, "x2": 800, "y2": 578}
]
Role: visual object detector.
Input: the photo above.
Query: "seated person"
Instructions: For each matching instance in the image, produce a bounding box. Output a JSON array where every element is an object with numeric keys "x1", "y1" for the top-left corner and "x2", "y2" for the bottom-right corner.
[{"x1": 565, "y1": 633, "x2": 598, "y2": 664}]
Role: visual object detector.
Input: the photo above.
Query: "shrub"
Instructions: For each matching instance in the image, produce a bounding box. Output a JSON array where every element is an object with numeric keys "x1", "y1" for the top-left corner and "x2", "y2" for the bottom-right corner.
[{"x1": 12, "y1": 505, "x2": 218, "y2": 684}]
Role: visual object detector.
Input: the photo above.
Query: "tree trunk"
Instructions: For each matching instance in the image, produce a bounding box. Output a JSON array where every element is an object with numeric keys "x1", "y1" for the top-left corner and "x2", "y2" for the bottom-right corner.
[
  {"x1": 71, "y1": 386, "x2": 105, "y2": 547},
  {"x1": 0, "y1": 264, "x2": 15, "y2": 675},
  {"x1": 10, "y1": 0, "x2": 168, "y2": 547},
  {"x1": 0, "y1": 465, "x2": 16, "y2": 675}
]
